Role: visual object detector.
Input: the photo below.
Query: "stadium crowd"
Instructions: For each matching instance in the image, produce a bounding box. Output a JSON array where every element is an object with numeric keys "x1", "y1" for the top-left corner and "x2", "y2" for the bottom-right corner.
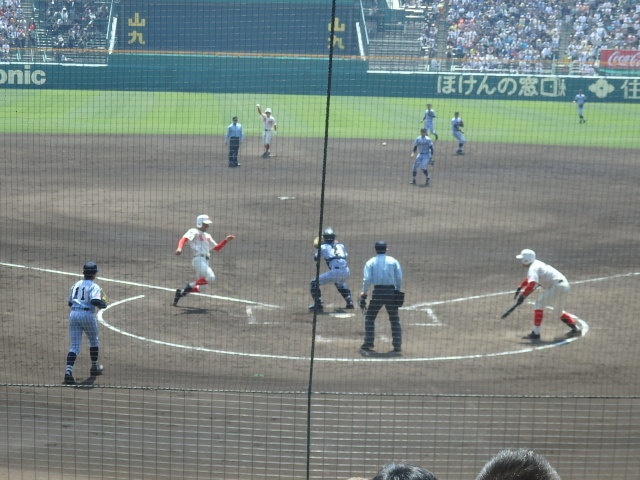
[
  {"x1": 42, "y1": 0, "x2": 109, "y2": 60},
  {"x1": 413, "y1": 0, "x2": 640, "y2": 73},
  {"x1": 442, "y1": 0, "x2": 564, "y2": 73},
  {"x1": 565, "y1": 0, "x2": 639, "y2": 69},
  {"x1": 0, "y1": 0, "x2": 35, "y2": 60}
]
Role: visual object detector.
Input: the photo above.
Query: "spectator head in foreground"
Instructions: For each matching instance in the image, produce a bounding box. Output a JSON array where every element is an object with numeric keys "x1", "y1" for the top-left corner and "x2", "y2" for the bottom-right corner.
[
  {"x1": 372, "y1": 462, "x2": 439, "y2": 480},
  {"x1": 476, "y1": 449, "x2": 561, "y2": 480}
]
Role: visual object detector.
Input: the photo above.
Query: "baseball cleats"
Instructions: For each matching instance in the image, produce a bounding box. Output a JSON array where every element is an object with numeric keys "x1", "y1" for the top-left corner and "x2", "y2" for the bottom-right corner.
[
  {"x1": 63, "y1": 373, "x2": 76, "y2": 385},
  {"x1": 308, "y1": 303, "x2": 324, "y2": 313},
  {"x1": 424, "y1": 177, "x2": 431, "y2": 186},
  {"x1": 409, "y1": 179, "x2": 416, "y2": 185},
  {"x1": 456, "y1": 149, "x2": 465, "y2": 155},
  {"x1": 345, "y1": 302, "x2": 355, "y2": 310},
  {"x1": 566, "y1": 327, "x2": 582, "y2": 338},
  {"x1": 173, "y1": 289, "x2": 182, "y2": 306},
  {"x1": 90, "y1": 364, "x2": 104, "y2": 376},
  {"x1": 360, "y1": 345, "x2": 374, "y2": 355},
  {"x1": 522, "y1": 331, "x2": 541, "y2": 340}
]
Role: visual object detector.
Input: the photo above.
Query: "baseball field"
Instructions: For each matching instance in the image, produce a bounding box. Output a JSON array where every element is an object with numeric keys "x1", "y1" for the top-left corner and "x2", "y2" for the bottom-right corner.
[{"x1": 1, "y1": 90, "x2": 639, "y2": 480}]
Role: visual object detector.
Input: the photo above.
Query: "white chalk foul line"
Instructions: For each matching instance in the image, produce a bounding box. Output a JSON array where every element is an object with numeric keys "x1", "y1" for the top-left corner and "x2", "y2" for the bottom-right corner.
[
  {"x1": 98, "y1": 295, "x2": 591, "y2": 363},
  {"x1": 3, "y1": 262, "x2": 636, "y2": 362},
  {"x1": 0, "y1": 261, "x2": 279, "y2": 309},
  {"x1": 404, "y1": 271, "x2": 640, "y2": 310}
]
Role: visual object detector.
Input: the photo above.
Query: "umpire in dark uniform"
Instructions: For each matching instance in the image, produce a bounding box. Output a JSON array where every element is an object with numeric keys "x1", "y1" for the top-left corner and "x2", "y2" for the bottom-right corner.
[
  {"x1": 359, "y1": 241, "x2": 404, "y2": 355},
  {"x1": 225, "y1": 116, "x2": 243, "y2": 167}
]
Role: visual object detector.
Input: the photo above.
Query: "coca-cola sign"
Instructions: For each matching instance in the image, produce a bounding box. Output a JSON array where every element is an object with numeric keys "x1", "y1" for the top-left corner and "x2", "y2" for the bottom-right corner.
[{"x1": 600, "y1": 50, "x2": 640, "y2": 70}]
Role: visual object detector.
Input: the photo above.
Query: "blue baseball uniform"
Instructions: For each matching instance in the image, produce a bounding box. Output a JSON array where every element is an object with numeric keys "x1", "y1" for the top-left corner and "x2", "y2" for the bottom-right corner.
[
  {"x1": 451, "y1": 114, "x2": 465, "y2": 154},
  {"x1": 410, "y1": 133, "x2": 434, "y2": 186},
  {"x1": 574, "y1": 92, "x2": 586, "y2": 123}
]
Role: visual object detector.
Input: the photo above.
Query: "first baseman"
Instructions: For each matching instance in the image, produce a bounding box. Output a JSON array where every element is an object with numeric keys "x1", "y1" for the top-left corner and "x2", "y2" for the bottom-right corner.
[
  {"x1": 309, "y1": 227, "x2": 354, "y2": 312},
  {"x1": 422, "y1": 103, "x2": 438, "y2": 139},
  {"x1": 410, "y1": 128, "x2": 434, "y2": 186},
  {"x1": 513, "y1": 249, "x2": 581, "y2": 340},
  {"x1": 256, "y1": 104, "x2": 277, "y2": 158},
  {"x1": 451, "y1": 112, "x2": 465, "y2": 155},
  {"x1": 573, "y1": 90, "x2": 586, "y2": 123},
  {"x1": 173, "y1": 214, "x2": 235, "y2": 306},
  {"x1": 64, "y1": 262, "x2": 108, "y2": 385}
]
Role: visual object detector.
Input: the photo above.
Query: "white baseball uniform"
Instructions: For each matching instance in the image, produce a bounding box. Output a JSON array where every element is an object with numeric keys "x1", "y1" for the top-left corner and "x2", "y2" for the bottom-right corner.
[
  {"x1": 260, "y1": 114, "x2": 277, "y2": 146},
  {"x1": 523, "y1": 259, "x2": 570, "y2": 315},
  {"x1": 182, "y1": 227, "x2": 219, "y2": 284}
]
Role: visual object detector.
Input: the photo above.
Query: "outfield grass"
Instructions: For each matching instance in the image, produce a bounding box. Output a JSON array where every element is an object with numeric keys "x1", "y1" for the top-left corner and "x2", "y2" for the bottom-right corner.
[{"x1": 1, "y1": 90, "x2": 638, "y2": 148}]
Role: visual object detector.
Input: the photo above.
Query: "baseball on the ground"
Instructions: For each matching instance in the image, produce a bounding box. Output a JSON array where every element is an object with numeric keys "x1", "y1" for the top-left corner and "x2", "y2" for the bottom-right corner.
[{"x1": 382, "y1": 142, "x2": 387, "y2": 146}]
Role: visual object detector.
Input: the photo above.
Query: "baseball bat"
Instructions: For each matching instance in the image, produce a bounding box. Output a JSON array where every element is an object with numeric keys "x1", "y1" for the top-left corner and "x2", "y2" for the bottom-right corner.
[{"x1": 500, "y1": 302, "x2": 520, "y2": 319}]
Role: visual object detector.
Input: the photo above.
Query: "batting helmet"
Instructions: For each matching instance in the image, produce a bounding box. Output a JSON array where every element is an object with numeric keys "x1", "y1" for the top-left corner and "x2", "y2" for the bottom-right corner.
[
  {"x1": 83, "y1": 262, "x2": 99, "y2": 275},
  {"x1": 322, "y1": 227, "x2": 336, "y2": 242},
  {"x1": 196, "y1": 214, "x2": 213, "y2": 228},
  {"x1": 516, "y1": 249, "x2": 536, "y2": 265},
  {"x1": 374, "y1": 241, "x2": 387, "y2": 253}
]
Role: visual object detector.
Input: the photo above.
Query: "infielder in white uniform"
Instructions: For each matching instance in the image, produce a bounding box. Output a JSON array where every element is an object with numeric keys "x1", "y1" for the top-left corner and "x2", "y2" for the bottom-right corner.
[
  {"x1": 256, "y1": 104, "x2": 277, "y2": 158},
  {"x1": 573, "y1": 90, "x2": 586, "y2": 124},
  {"x1": 451, "y1": 112, "x2": 465, "y2": 155},
  {"x1": 64, "y1": 262, "x2": 108, "y2": 385},
  {"x1": 513, "y1": 249, "x2": 581, "y2": 340},
  {"x1": 173, "y1": 214, "x2": 235, "y2": 306},
  {"x1": 422, "y1": 103, "x2": 438, "y2": 139},
  {"x1": 309, "y1": 227, "x2": 354, "y2": 312},
  {"x1": 410, "y1": 128, "x2": 434, "y2": 186}
]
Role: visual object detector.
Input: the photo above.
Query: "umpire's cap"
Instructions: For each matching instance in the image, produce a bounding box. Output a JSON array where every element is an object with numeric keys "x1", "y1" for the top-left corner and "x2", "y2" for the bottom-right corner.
[
  {"x1": 83, "y1": 262, "x2": 99, "y2": 275},
  {"x1": 374, "y1": 241, "x2": 387, "y2": 253}
]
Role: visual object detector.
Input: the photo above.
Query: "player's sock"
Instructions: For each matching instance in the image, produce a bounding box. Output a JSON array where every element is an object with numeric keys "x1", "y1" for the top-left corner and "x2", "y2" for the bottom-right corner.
[
  {"x1": 534, "y1": 309, "x2": 544, "y2": 327},
  {"x1": 90, "y1": 346, "x2": 99, "y2": 365},
  {"x1": 65, "y1": 352, "x2": 77, "y2": 374}
]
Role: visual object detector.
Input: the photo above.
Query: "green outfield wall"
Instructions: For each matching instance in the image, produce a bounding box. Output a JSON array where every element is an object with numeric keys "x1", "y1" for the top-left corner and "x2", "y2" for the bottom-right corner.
[{"x1": 1, "y1": 55, "x2": 640, "y2": 102}]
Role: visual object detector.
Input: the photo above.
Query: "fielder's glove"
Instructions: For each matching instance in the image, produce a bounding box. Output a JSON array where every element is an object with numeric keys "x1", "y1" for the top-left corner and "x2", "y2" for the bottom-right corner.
[
  {"x1": 313, "y1": 236, "x2": 320, "y2": 249},
  {"x1": 359, "y1": 294, "x2": 367, "y2": 313}
]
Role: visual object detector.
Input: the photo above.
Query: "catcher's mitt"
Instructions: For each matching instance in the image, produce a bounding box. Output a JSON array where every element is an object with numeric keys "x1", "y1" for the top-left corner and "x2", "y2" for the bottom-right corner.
[{"x1": 313, "y1": 236, "x2": 320, "y2": 249}]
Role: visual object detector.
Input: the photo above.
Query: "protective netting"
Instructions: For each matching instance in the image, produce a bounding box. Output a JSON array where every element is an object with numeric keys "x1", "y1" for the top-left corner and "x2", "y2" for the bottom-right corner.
[{"x1": 1, "y1": 0, "x2": 640, "y2": 478}]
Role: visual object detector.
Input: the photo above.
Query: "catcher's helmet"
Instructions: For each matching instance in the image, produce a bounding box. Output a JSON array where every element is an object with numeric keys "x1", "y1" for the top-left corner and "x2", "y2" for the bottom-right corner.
[
  {"x1": 196, "y1": 214, "x2": 213, "y2": 228},
  {"x1": 375, "y1": 241, "x2": 387, "y2": 253},
  {"x1": 516, "y1": 249, "x2": 536, "y2": 265},
  {"x1": 322, "y1": 227, "x2": 336, "y2": 242},
  {"x1": 83, "y1": 262, "x2": 99, "y2": 275}
]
